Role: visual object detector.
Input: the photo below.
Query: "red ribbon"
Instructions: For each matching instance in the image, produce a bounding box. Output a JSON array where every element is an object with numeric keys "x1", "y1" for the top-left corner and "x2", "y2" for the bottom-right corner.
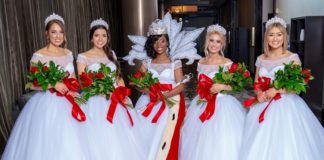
[
  {"x1": 107, "y1": 86, "x2": 134, "y2": 126},
  {"x1": 244, "y1": 77, "x2": 272, "y2": 108},
  {"x1": 196, "y1": 74, "x2": 218, "y2": 122},
  {"x1": 49, "y1": 77, "x2": 86, "y2": 122},
  {"x1": 243, "y1": 76, "x2": 282, "y2": 123},
  {"x1": 142, "y1": 83, "x2": 173, "y2": 123},
  {"x1": 258, "y1": 93, "x2": 281, "y2": 123}
]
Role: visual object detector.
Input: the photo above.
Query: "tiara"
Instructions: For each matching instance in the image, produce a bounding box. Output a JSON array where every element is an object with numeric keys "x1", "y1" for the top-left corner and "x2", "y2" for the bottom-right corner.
[
  {"x1": 90, "y1": 18, "x2": 109, "y2": 30},
  {"x1": 206, "y1": 24, "x2": 226, "y2": 35},
  {"x1": 44, "y1": 13, "x2": 64, "y2": 26},
  {"x1": 147, "y1": 19, "x2": 167, "y2": 36},
  {"x1": 265, "y1": 16, "x2": 287, "y2": 29}
]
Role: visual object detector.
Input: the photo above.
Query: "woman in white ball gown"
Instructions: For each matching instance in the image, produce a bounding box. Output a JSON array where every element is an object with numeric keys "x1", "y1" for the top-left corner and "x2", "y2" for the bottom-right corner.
[
  {"x1": 76, "y1": 18, "x2": 144, "y2": 160},
  {"x1": 240, "y1": 16, "x2": 324, "y2": 160},
  {"x1": 179, "y1": 24, "x2": 246, "y2": 160},
  {"x1": 2, "y1": 13, "x2": 86, "y2": 160}
]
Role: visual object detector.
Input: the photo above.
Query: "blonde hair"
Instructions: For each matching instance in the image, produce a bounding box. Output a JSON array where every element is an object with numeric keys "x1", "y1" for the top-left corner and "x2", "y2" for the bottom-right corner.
[
  {"x1": 263, "y1": 23, "x2": 288, "y2": 55},
  {"x1": 204, "y1": 31, "x2": 226, "y2": 56}
]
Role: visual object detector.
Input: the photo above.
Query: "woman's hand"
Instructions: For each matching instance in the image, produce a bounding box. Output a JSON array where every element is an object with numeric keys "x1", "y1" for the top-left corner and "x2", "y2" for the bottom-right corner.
[
  {"x1": 66, "y1": 91, "x2": 79, "y2": 97},
  {"x1": 256, "y1": 91, "x2": 267, "y2": 102},
  {"x1": 54, "y1": 82, "x2": 69, "y2": 95},
  {"x1": 210, "y1": 83, "x2": 225, "y2": 94},
  {"x1": 265, "y1": 88, "x2": 279, "y2": 100},
  {"x1": 139, "y1": 88, "x2": 150, "y2": 94},
  {"x1": 130, "y1": 82, "x2": 150, "y2": 94}
]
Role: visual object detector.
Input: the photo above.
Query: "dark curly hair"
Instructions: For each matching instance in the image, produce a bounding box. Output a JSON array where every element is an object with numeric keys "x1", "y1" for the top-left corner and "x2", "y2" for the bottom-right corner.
[
  {"x1": 144, "y1": 34, "x2": 170, "y2": 59},
  {"x1": 89, "y1": 25, "x2": 121, "y2": 78}
]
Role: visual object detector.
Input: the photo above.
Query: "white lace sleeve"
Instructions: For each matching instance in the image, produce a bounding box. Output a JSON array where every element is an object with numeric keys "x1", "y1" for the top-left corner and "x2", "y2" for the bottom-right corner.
[
  {"x1": 290, "y1": 54, "x2": 301, "y2": 64},
  {"x1": 30, "y1": 53, "x2": 42, "y2": 63},
  {"x1": 255, "y1": 56, "x2": 262, "y2": 68},
  {"x1": 77, "y1": 54, "x2": 88, "y2": 65},
  {"x1": 174, "y1": 60, "x2": 182, "y2": 70}
]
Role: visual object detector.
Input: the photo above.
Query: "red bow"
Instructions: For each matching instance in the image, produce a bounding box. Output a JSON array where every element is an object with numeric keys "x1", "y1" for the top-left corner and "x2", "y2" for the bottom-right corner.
[
  {"x1": 197, "y1": 74, "x2": 218, "y2": 122},
  {"x1": 244, "y1": 77, "x2": 272, "y2": 108},
  {"x1": 50, "y1": 76, "x2": 86, "y2": 122},
  {"x1": 243, "y1": 76, "x2": 281, "y2": 123},
  {"x1": 142, "y1": 83, "x2": 173, "y2": 123},
  {"x1": 107, "y1": 86, "x2": 134, "y2": 126}
]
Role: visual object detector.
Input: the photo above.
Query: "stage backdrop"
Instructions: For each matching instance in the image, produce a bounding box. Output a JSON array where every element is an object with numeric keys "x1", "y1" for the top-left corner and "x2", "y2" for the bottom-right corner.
[{"x1": 0, "y1": 0, "x2": 123, "y2": 152}]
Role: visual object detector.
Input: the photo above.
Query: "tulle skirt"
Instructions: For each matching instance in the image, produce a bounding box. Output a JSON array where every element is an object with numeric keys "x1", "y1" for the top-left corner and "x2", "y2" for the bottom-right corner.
[
  {"x1": 240, "y1": 93, "x2": 324, "y2": 160},
  {"x1": 2, "y1": 91, "x2": 86, "y2": 160},
  {"x1": 134, "y1": 94, "x2": 171, "y2": 160},
  {"x1": 80, "y1": 95, "x2": 145, "y2": 160},
  {"x1": 180, "y1": 93, "x2": 246, "y2": 160}
]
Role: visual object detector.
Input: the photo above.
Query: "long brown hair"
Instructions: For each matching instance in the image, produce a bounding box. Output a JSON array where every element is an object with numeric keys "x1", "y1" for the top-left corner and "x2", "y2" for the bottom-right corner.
[{"x1": 89, "y1": 25, "x2": 121, "y2": 78}]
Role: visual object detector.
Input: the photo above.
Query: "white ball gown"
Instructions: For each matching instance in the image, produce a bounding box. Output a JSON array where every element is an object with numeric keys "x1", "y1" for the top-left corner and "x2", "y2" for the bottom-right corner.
[
  {"x1": 77, "y1": 54, "x2": 144, "y2": 160},
  {"x1": 134, "y1": 59, "x2": 186, "y2": 160},
  {"x1": 179, "y1": 62, "x2": 246, "y2": 160},
  {"x1": 2, "y1": 52, "x2": 86, "y2": 160},
  {"x1": 240, "y1": 53, "x2": 324, "y2": 160}
]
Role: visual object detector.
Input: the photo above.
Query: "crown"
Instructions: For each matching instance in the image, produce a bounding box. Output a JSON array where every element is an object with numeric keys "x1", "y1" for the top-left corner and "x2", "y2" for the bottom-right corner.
[
  {"x1": 44, "y1": 13, "x2": 64, "y2": 26},
  {"x1": 206, "y1": 24, "x2": 226, "y2": 35},
  {"x1": 265, "y1": 16, "x2": 287, "y2": 29},
  {"x1": 90, "y1": 18, "x2": 109, "y2": 30},
  {"x1": 147, "y1": 19, "x2": 168, "y2": 36}
]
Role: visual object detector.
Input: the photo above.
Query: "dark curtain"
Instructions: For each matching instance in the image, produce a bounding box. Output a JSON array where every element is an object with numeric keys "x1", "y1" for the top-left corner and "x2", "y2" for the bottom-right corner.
[{"x1": 0, "y1": 0, "x2": 123, "y2": 152}]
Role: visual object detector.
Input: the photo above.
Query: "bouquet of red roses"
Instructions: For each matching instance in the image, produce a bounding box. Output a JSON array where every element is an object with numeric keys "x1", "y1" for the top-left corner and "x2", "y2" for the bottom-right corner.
[
  {"x1": 243, "y1": 62, "x2": 314, "y2": 123},
  {"x1": 128, "y1": 71, "x2": 159, "y2": 89},
  {"x1": 273, "y1": 61, "x2": 314, "y2": 94},
  {"x1": 129, "y1": 70, "x2": 176, "y2": 123},
  {"x1": 25, "y1": 61, "x2": 67, "y2": 91},
  {"x1": 213, "y1": 63, "x2": 253, "y2": 92},
  {"x1": 25, "y1": 60, "x2": 86, "y2": 121},
  {"x1": 80, "y1": 64, "x2": 134, "y2": 125},
  {"x1": 80, "y1": 63, "x2": 116, "y2": 101},
  {"x1": 128, "y1": 71, "x2": 176, "y2": 106}
]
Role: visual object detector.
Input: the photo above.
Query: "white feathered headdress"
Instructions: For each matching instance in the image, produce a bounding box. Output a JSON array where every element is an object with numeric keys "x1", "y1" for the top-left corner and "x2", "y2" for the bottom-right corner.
[{"x1": 123, "y1": 12, "x2": 205, "y2": 65}]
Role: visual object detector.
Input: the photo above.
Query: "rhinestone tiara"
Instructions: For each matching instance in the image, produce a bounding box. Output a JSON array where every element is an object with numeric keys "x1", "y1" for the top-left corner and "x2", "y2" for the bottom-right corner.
[
  {"x1": 147, "y1": 19, "x2": 167, "y2": 36},
  {"x1": 90, "y1": 18, "x2": 109, "y2": 30},
  {"x1": 206, "y1": 24, "x2": 226, "y2": 35},
  {"x1": 265, "y1": 16, "x2": 287, "y2": 29},
  {"x1": 44, "y1": 13, "x2": 64, "y2": 26}
]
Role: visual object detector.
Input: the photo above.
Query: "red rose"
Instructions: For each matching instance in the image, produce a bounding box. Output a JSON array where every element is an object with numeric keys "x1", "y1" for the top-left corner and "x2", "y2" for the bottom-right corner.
[
  {"x1": 64, "y1": 78, "x2": 80, "y2": 91},
  {"x1": 304, "y1": 78, "x2": 309, "y2": 85},
  {"x1": 80, "y1": 72, "x2": 93, "y2": 88},
  {"x1": 31, "y1": 66, "x2": 39, "y2": 73},
  {"x1": 33, "y1": 80, "x2": 39, "y2": 86},
  {"x1": 301, "y1": 69, "x2": 312, "y2": 78},
  {"x1": 243, "y1": 71, "x2": 250, "y2": 78},
  {"x1": 96, "y1": 72, "x2": 104, "y2": 79},
  {"x1": 42, "y1": 66, "x2": 49, "y2": 72},
  {"x1": 229, "y1": 63, "x2": 238, "y2": 73},
  {"x1": 134, "y1": 71, "x2": 143, "y2": 78},
  {"x1": 88, "y1": 73, "x2": 95, "y2": 79},
  {"x1": 80, "y1": 72, "x2": 88, "y2": 79},
  {"x1": 82, "y1": 78, "x2": 93, "y2": 88}
]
